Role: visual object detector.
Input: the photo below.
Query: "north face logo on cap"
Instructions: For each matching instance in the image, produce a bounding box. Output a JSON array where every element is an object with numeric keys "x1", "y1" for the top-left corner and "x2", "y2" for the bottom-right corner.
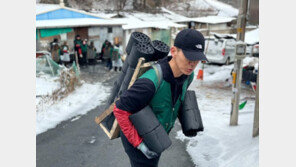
[{"x1": 196, "y1": 44, "x2": 202, "y2": 49}]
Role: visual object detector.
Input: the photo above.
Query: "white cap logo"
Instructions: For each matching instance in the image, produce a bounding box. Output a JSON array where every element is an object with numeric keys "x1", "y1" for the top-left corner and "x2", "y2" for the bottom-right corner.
[{"x1": 196, "y1": 44, "x2": 202, "y2": 49}]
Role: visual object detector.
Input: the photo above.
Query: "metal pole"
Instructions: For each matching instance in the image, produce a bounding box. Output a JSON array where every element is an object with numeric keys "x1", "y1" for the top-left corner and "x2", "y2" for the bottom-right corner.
[
  {"x1": 230, "y1": 0, "x2": 249, "y2": 126},
  {"x1": 253, "y1": 69, "x2": 259, "y2": 137}
]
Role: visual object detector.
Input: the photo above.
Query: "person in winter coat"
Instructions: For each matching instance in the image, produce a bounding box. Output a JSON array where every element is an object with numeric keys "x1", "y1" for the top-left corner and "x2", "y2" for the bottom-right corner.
[
  {"x1": 49, "y1": 38, "x2": 58, "y2": 51},
  {"x1": 87, "y1": 41, "x2": 97, "y2": 65},
  {"x1": 81, "y1": 39, "x2": 88, "y2": 66},
  {"x1": 100, "y1": 40, "x2": 108, "y2": 61},
  {"x1": 242, "y1": 65, "x2": 258, "y2": 83},
  {"x1": 60, "y1": 41, "x2": 70, "y2": 66},
  {"x1": 74, "y1": 35, "x2": 83, "y2": 65},
  {"x1": 113, "y1": 29, "x2": 208, "y2": 167},
  {"x1": 50, "y1": 38, "x2": 60, "y2": 64},
  {"x1": 112, "y1": 44, "x2": 123, "y2": 72},
  {"x1": 103, "y1": 41, "x2": 113, "y2": 71}
]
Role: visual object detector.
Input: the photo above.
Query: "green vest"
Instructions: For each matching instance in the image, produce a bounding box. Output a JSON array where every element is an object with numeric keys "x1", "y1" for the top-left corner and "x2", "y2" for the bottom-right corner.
[
  {"x1": 81, "y1": 44, "x2": 88, "y2": 53},
  {"x1": 139, "y1": 68, "x2": 194, "y2": 133}
]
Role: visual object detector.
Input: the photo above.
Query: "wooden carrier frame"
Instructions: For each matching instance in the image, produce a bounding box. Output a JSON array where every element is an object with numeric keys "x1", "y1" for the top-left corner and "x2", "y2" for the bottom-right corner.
[{"x1": 95, "y1": 57, "x2": 154, "y2": 139}]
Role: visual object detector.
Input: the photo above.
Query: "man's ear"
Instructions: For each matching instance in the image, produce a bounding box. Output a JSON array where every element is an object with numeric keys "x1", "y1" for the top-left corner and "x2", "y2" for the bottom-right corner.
[{"x1": 170, "y1": 46, "x2": 177, "y2": 58}]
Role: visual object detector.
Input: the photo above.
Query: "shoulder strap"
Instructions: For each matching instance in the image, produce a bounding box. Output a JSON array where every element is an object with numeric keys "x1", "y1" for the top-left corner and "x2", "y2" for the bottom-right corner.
[{"x1": 152, "y1": 64, "x2": 163, "y2": 93}]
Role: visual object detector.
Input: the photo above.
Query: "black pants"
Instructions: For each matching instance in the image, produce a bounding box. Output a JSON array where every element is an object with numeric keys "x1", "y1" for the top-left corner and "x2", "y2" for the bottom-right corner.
[
  {"x1": 114, "y1": 67, "x2": 122, "y2": 72},
  {"x1": 88, "y1": 59, "x2": 96, "y2": 65},
  {"x1": 78, "y1": 55, "x2": 84, "y2": 66},
  {"x1": 82, "y1": 52, "x2": 87, "y2": 66},
  {"x1": 120, "y1": 131, "x2": 161, "y2": 167},
  {"x1": 106, "y1": 58, "x2": 112, "y2": 70}
]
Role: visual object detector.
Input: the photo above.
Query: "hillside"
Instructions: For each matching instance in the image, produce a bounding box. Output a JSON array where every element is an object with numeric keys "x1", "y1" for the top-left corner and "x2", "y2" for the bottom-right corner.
[{"x1": 38, "y1": 0, "x2": 239, "y2": 17}]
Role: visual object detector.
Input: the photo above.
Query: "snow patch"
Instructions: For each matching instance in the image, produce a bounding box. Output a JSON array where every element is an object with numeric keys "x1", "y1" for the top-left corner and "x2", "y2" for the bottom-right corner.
[
  {"x1": 71, "y1": 115, "x2": 81, "y2": 122},
  {"x1": 204, "y1": 0, "x2": 239, "y2": 17},
  {"x1": 36, "y1": 74, "x2": 60, "y2": 96},
  {"x1": 36, "y1": 82, "x2": 110, "y2": 135},
  {"x1": 177, "y1": 63, "x2": 258, "y2": 167},
  {"x1": 89, "y1": 136, "x2": 96, "y2": 144}
]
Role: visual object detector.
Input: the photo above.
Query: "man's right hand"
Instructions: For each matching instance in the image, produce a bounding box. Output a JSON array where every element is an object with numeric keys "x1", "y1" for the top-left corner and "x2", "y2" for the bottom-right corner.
[{"x1": 137, "y1": 142, "x2": 158, "y2": 159}]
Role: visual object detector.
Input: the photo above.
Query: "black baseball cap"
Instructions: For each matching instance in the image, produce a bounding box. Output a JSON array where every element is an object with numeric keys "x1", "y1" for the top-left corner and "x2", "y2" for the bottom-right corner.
[{"x1": 174, "y1": 29, "x2": 208, "y2": 62}]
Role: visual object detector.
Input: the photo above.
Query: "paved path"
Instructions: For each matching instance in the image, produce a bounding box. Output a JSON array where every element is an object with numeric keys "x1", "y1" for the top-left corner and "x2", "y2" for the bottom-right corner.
[{"x1": 36, "y1": 64, "x2": 195, "y2": 167}]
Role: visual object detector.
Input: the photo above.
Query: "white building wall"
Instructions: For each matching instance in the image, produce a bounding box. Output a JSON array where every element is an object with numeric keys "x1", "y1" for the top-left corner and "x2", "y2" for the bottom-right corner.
[
  {"x1": 209, "y1": 23, "x2": 228, "y2": 30},
  {"x1": 88, "y1": 26, "x2": 123, "y2": 53}
]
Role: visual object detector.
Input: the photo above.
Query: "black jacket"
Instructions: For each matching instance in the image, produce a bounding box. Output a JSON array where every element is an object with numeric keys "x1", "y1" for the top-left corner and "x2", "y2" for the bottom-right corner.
[{"x1": 116, "y1": 56, "x2": 189, "y2": 114}]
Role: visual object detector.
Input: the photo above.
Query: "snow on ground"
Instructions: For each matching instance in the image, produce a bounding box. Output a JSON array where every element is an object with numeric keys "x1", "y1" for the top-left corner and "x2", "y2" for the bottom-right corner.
[
  {"x1": 36, "y1": 74, "x2": 60, "y2": 105},
  {"x1": 36, "y1": 75, "x2": 111, "y2": 135},
  {"x1": 204, "y1": 0, "x2": 239, "y2": 17},
  {"x1": 36, "y1": 74, "x2": 59, "y2": 96},
  {"x1": 175, "y1": 63, "x2": 259, "y2": 167}
]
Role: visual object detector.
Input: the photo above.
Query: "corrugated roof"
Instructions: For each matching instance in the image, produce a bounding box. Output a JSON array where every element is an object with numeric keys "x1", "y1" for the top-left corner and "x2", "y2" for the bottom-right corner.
[
  {"x1": 92, "y1": 8, "x2": 188, "y2": 30},
  {"x1": 122, "y1": 20, "x2": 186, "y2": 30},
  {"x1": 176, "y1": 16, "x2": 236, "y2": 24},
  {"x1": 36, "y1": 3, "x2": 108, "y2": 19},
  {"x1": 36, "y1": 18, "x2": 127, "y2": 29},
  {"x1": 36, "y1": 5, "x2": 186, "y2": 30}
]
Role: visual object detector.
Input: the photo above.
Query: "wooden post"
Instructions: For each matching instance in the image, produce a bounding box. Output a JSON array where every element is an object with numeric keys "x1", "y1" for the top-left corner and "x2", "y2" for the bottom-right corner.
[
  {"x1": 128, "y1": 57, "x2": 145, "y2": 88},
  {"x1": 236, "y1": 0, "x2": 249, "y2": 42},
  {"x1": 95, "y1": 57, "x2": 146, "y2": 139},
  {"x1": 74, "y1": 52, "x2": 80, "y2": 73},
  {"x1": 253, "y1": 69, "x2": 259, "y2": 137}
]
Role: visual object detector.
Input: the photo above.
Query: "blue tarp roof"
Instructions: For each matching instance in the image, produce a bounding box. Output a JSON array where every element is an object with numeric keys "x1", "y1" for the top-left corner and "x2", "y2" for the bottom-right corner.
[{"x1": 36, "y1": 5, "x2": 102, "y2": 21}]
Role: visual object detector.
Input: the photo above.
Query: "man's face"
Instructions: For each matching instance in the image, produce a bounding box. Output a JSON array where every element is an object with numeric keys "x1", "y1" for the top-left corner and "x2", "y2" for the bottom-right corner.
[{"x1": 171, "y1": 46, "x2": 199, "y2": 75}]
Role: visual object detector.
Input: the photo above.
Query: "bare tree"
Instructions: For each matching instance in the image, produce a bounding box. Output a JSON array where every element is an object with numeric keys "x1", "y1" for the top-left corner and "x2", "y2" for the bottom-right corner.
[
  {"x1": 39, "y1": 0, "x2": 72, "y2": 7},
  {"x1": 72, "y1": 0, "x2": 93, "y2": 10},
  {"x1": 116, "y1": 0, "x2": 128, "y2": 11},
  {"x1": 154, "y1": 0, "x2": 161, "y2": 7},
  {"x1": 143, "y1": 0, "x2": 146, "y2": 9},
  {"x1": 185, "y1": 2, "x2": 191, "y2": 12}
]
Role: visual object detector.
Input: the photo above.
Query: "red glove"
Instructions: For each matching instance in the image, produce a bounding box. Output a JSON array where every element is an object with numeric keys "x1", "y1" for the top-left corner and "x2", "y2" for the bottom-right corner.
[{"x1": 113, "y1": 104, "x2": 143, "y2": 147}]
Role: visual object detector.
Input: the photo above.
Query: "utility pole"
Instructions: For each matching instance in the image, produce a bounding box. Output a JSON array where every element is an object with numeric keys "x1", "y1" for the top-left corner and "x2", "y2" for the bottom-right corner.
[
  {"x1": 253, "y1": 69, "x2": 259, "y2": 137},
  {"x1": 236, "y1": 0, "x2": 248, "y2": 42},
  {"x1": 230, "y1": 0, "x2": 249, "y2": 126}
]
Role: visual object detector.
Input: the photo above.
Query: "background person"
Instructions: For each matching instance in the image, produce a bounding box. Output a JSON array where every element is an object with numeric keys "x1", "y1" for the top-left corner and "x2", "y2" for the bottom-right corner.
[
  {"x1": 100, "y1": 40, "x2": 108, "y2": 61},
  {"x1": 74, "y1": 35, "x2": 83, "y2": 66},
  {"x1": 112, "y1": 44, "x2": 123, "y2": 72},
  {"x1": 50, "y1": 38, "x2": 60, "y2": 64},
  {"x1": 87, "y1": 41, "x2": 97, "y2": 65},
  {"x1": 60, "y1": 41, "x2": 70, "y2": 67},
  {"x1": 81, "y1": 39, "x2": 88, "y2": 67},
  {"x1": 103, "y1": 41, "x2": 113, "y2": 71}
]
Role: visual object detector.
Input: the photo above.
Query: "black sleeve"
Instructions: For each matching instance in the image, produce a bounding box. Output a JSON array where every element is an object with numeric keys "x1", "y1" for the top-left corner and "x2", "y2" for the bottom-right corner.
[{"x1": 115, "y1": 78, "x2": 155, "y2": 114}]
